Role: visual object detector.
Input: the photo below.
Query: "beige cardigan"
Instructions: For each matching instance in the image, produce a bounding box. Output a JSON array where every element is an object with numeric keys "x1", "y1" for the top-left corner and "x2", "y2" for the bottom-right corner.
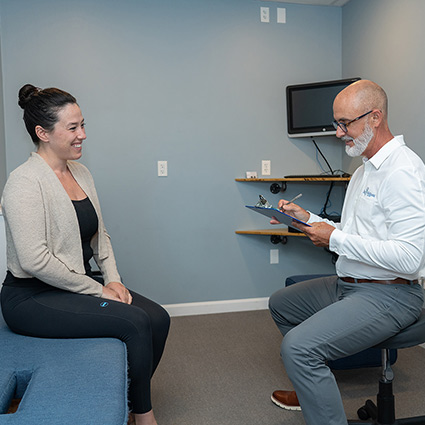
[{"x1": 1, "y1": 152, "x2": 121, "y2": 296}]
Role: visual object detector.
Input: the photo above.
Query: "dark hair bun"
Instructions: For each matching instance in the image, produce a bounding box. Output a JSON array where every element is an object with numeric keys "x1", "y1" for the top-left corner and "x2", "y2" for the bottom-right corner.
[{"x1": 18, "y1": 84, "x2": 39, "y2": 109}]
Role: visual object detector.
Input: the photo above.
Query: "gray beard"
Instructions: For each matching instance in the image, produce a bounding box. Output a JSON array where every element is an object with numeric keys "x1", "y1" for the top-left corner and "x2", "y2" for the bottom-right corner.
[{"x1": 344, "y1": 122, "x2": 374, "y2": 157}]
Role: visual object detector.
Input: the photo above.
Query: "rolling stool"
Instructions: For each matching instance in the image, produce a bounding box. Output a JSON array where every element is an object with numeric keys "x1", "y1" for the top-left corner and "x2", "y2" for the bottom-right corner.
[{"x1": 348, "y1": 309, "x2": 425, "y2": 425}]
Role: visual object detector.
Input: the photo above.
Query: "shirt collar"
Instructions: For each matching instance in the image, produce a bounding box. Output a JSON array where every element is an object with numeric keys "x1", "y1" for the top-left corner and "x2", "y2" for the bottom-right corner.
[{"x1": 366, "y1": 135, "x2": 405, "y2": 169}]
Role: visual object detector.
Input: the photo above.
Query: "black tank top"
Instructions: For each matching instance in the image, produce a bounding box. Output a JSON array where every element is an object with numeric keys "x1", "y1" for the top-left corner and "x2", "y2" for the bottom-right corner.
[{"x1": 72, "y1": 197, "x2": 99, "y2": 275}]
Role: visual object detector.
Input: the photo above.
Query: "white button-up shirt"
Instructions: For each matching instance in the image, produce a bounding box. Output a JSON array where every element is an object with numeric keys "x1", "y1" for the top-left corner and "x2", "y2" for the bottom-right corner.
[{"x1": 308, "y1": 135, "x2": 425, "y2": 280}]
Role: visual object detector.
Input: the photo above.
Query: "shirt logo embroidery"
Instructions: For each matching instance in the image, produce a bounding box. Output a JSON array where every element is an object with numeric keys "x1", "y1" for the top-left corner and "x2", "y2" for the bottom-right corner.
[
  {"x1": 100, "y1": 302, "x2": 109, "y2": 308},
  {"x1": 363, "y1": 187, "x2": 376, "y2": 198}
]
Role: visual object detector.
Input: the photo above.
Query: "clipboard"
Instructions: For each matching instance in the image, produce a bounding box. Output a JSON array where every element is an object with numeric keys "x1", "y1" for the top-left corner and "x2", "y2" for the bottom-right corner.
[{"x1": 245, "y1": 205, "x2": 311, "y2": 230}]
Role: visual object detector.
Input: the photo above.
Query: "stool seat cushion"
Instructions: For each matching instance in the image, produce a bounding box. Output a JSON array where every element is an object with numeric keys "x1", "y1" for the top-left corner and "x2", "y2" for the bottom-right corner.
[{"x1": 377, "y1": 309, "x2": 425, "y2": 349}]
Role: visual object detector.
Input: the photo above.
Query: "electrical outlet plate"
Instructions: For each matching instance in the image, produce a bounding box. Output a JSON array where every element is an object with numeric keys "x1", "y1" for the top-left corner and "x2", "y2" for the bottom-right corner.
[
  {"x1": 262, "y1": 160, "x2": 271, "y2": 176},
  {"x1": 270, "y1": 249, "x2": 279, "y2": 264},
  {"x1": 260, "y1": 7, "x2": 270, "y2": 23},
  {"x1": 158, "y1": 160, "x2": 168, "y2": 177}
]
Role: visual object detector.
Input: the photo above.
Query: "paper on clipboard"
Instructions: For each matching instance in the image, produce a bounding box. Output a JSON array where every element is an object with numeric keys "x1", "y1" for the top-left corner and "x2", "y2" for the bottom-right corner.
[{"x1": 246, "y1": 205, "x2": 311, "y2": 230}]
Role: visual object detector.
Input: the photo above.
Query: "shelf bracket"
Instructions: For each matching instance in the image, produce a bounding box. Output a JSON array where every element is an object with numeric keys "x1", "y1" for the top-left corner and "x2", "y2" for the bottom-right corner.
[
  {"x1": 270, "y1": 182, "x2": 286, "y2": 194},
  {"x1": 270, "y1": 235, "x2": 288, "y2": 245}
]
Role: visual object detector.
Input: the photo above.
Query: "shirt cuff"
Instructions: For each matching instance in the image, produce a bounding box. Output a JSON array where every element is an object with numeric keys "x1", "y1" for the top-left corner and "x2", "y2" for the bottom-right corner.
[
  {"x1": 306, "y1": 211, "x2": 322, "y2": 224},
  {"x1": 329, "y1": 228, "x2": 347, "y2": 253}
]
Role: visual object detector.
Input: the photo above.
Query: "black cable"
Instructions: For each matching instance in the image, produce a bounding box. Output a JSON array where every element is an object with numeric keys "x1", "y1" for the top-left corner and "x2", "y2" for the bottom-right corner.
[
  {"x1": 321, "y1": 182, "x2": 335, "y2": 218},
  {"x1": 311, "y1": 138, "x2": 340, "y2": 220},
  {"x1": 311, "y1": 137, "x2": 333, "y2": 174}
]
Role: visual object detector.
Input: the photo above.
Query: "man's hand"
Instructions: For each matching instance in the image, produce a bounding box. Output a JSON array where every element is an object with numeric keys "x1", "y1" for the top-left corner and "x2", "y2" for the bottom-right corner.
[
  {"x1": 292, "y1": 221, "x2": 335, "y2": 247},
  {"x1": 270, "y1": 199, "x2": 310, "y2": 224}
]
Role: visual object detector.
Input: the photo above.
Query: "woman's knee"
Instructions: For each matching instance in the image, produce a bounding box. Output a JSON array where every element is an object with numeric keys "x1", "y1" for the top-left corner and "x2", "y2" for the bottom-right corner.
[
  {"x1": 130, "y1": 303, "x2": 170, "y2": 339},
  {"x1": 130, "y1": 293, "x2": 170, "y2": 331},
  {"x1": 152, "y1": 304, "x2": 170, "y2": 336}
]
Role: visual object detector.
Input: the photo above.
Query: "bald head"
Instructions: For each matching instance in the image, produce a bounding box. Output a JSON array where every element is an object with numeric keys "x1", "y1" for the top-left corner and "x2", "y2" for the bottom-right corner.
[{"x1": 335, "y1": 80, "x2": 388, "y2": 119}]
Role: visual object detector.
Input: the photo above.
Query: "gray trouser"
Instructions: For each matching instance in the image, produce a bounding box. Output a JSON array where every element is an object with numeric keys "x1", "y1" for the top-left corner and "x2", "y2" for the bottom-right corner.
[{"x1": 269, "y1": 275, "x2": 424, "y2": 425}]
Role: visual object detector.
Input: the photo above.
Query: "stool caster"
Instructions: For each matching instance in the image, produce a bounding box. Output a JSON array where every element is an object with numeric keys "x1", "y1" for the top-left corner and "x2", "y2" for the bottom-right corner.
[{"x1": 357, "y1": 399, "x2": 377, "y2": 421}]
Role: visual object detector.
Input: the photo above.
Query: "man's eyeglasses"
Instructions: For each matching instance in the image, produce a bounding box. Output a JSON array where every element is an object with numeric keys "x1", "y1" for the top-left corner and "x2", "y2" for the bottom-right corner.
[{"x1": 332, "y1": 110, "x2": 373, "y2": 133}]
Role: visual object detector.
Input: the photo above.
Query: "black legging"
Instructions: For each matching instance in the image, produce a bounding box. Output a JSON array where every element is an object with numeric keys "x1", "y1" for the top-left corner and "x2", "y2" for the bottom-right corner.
[{"x1": 0, "y1": 272, "x2": 170, "y2": 414}]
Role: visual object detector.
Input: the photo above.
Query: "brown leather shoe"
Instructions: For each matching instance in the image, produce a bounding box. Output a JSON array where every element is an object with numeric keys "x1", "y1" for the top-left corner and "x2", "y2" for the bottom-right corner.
[{"x1": 271, "y1": 390, "x2": 301, "y2": 411}]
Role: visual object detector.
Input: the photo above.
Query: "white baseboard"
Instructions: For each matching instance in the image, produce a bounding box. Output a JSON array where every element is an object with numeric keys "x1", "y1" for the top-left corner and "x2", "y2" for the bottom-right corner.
[{"x1": 162, "y1": 297, "x2": 269, "y2": 317}]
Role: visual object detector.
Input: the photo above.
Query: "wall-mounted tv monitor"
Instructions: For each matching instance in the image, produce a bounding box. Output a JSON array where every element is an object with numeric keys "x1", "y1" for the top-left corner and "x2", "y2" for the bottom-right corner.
[{"x1": 286, "y1": 77, "x2": 361, "y2": 138}]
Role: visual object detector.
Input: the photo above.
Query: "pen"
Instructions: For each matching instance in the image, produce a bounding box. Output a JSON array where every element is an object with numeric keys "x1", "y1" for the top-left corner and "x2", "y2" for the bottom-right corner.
[{"x1": 286, "y1": 193, "x2": 302, "y2": 205}]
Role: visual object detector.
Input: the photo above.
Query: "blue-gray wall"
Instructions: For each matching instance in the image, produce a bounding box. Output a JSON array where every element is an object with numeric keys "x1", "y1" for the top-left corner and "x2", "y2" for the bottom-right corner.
[
  {"x1": 0, "y1": 23, "x2": 5, "y2": 194},
  {"x1": 341, "y1": 0, "x2": 425, "y2": 174},
  {"x1": 0, "y1": 0, "x2": 345, "y2": 304}
]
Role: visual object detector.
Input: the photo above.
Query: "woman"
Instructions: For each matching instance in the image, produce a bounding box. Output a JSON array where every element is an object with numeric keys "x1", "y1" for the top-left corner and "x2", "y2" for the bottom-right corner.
[{"x1": 0, "y1": 84, "x2": 170, "y2": 425}]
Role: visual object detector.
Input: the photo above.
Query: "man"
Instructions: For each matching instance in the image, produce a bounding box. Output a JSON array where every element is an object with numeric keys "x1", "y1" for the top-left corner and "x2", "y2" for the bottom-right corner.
[{"x1": 269, "y1": 80, "x2": 425, "y2": 425}]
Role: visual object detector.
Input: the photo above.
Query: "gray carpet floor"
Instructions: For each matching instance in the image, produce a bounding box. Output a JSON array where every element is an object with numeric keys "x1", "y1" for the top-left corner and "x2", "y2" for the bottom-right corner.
[{"x1": 151, "y1": 309, "x2": 425, "y2": 425}]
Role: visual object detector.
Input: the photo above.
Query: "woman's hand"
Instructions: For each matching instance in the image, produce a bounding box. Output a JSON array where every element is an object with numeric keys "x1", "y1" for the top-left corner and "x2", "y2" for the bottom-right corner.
[{"x1": 102, "y1": 281, "x2": 133, "y2": 304}]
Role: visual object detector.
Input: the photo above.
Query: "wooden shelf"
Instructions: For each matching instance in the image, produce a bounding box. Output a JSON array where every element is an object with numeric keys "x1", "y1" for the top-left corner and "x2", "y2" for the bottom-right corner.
[
  {"x1": 235, "y1": 177, "x2": 350, "y2": 182},
  {"x1": 235, "y1": 228, "x2": 305, "y2": 237},
  {"x1": 235, "y1": 228, "x2": 306, "y2": 245},
  {"x1": 236, "y1": 176, "x2": 350, "y2": 195}
]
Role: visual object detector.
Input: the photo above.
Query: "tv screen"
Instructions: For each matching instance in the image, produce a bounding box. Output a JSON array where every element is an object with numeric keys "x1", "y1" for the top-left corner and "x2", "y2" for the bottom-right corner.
[{"x1": 286, "y1": 77, "x2": 360, "y2": 138}]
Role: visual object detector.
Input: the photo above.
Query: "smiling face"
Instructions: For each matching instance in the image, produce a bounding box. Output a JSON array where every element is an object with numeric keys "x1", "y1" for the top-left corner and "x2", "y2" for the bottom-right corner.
[
  {"x1": 332, "y1": 80, "x2": 392, "y2": 160},
  {"x1": 333, "y1": 91, "x2": 374, "y2": 158},
  {"x1": 334, "y1": 101, "x2": 379, "y2": 160},
  {"x1": 342, "y1": 121, "x2": 375, "y2": 157},
  {"x1": 36, "y1": 103, "x2": 86, "y2": 164}
]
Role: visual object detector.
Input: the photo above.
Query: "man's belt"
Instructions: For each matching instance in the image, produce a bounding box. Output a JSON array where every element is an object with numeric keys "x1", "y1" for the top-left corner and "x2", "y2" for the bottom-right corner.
[{"x1": 339, "y1": 277, "x2": 418, "y2": 285}]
